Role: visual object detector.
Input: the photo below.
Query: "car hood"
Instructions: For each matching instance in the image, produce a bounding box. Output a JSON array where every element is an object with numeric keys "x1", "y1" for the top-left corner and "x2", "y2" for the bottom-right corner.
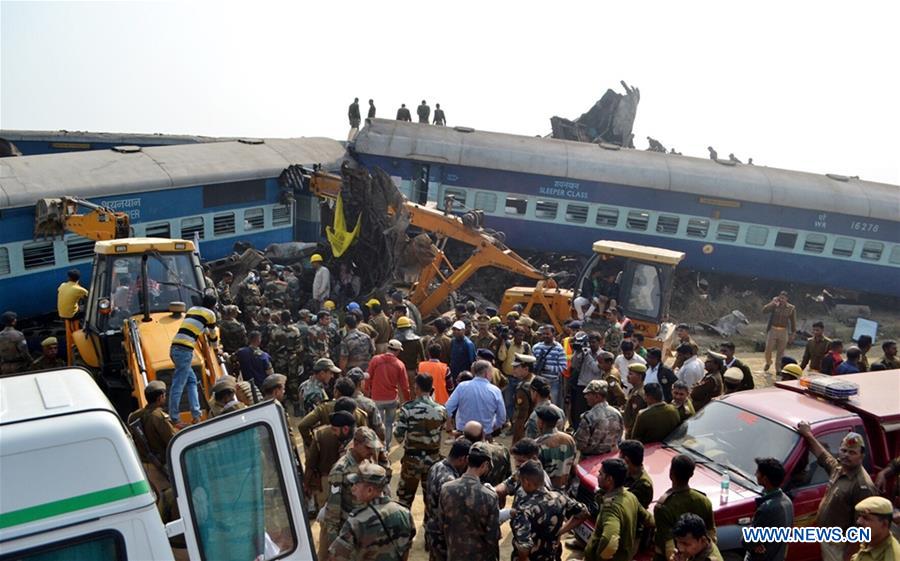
[{"x1": 576, "y1": 444, "x2": 759, "y2": 507}]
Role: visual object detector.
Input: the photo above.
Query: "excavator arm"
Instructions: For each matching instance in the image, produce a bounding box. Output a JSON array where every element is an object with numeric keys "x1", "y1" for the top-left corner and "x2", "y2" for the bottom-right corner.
[
  {"x1": 306, "y1": 169, "x2": 553, "y2": 317},
  {"x1": 34, "y1": 197, "x2": 131, "y2": 241}
]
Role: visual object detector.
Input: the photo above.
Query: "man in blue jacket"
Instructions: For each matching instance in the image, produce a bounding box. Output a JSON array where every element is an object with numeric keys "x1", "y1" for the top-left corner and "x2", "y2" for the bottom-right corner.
[{"x1": 449, "y1": 320, "x2": 475, "y2": 382}]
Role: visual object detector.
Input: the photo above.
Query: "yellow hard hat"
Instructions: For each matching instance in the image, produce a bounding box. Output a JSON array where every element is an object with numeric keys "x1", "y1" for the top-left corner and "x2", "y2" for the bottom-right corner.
[
  {"x1": 489, "y1": 316, "x2": 502, "y2": 326},
  {"x1": 323, "y1": 300, "x2": 336, "y2": 310},
  {"x1": 780, "y1": 363, "x2": 803, "y2": 380},
  {"x1": 396, "y1": 316, "x2": 413, "y2": 329},
  {"x1": 310, "y1": 253, "x2": 323, "y2": 263},
  {"x1": 366, "y1": 298, "x2": 381, "y2": 308}
]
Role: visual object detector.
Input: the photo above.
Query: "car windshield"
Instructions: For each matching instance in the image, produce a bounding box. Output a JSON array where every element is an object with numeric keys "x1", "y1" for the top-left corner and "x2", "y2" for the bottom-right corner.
[
  {"x1": 103, "y1": 251, "x2": 200, "y2": 328},
  {"x1": 664, "y1": 401, "x2": 799, "y2": 484}
]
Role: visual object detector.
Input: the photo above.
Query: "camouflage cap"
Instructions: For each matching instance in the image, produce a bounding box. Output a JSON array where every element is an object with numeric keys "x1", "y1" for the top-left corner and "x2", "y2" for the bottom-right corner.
[
  {"x1": 854, "y1": 496, "x2": 893, "y2": 515},
  {"x1": 583, "y1": 379, "x2": 609, "y2": 395},
  {"x1": 346, "y1": 367, "x2": 368, "y2": 384},
  {"x1": 468, "y1": 441, "x2": 494, "y2": 465},
  {"x1": 313, "y1": 357, "x2": 341, "y2": 373},
  {"x1": 261, "y1": 373, "x2": 287, "y2": 393},
  {"x1": 841, "y1": 432, "x2": 865, "y2": 452},
  {"x1": 347, "y1": 462, "x2": 389, "y2": 487},
  {"x1": 354, "y1": 426, "x2": 383, "y2": 450},
  {"x1": 535, "y1": 404, "x2": 561, "y2": 423}
]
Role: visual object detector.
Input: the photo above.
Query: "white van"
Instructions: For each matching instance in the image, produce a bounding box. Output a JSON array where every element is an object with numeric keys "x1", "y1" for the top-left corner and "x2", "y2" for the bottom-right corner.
[{"x1": 0, "y1": 368, "x2": 316, "y2": 560}]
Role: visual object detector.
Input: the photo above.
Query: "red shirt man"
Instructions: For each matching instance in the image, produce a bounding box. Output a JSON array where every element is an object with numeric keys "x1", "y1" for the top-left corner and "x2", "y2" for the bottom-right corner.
[{"x1": 366, "y1": 339, "x2": 410, "y2": 402}]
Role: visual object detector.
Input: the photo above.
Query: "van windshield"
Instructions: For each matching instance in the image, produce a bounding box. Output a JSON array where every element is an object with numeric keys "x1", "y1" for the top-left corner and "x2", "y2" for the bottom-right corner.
[
  {"x1": 104, "y1": 252, "x2": 200, "y2": 328},
  {"x1": 665, "y1": 401, "x2": 799, "y2": 485}
]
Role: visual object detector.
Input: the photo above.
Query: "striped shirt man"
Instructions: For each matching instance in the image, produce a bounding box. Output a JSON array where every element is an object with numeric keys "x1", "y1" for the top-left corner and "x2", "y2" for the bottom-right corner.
[{"x1": 172, "y1": 306, "x2": 218, "y2": 350}]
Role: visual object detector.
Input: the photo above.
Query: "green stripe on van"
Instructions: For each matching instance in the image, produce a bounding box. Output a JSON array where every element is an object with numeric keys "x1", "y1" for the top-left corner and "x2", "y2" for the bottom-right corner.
[{"x1": 0, "y1": 480, "x2": 151, "y2": 529}]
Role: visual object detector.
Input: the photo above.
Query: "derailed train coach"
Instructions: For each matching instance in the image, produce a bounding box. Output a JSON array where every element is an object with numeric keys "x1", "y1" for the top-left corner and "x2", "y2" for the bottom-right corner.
[
  {"x1": 0, "y1": 137, "x2": 346, "y2": 318},
  {"x1": 350, "y1": 119, "x2": 900, "y2": 297}
]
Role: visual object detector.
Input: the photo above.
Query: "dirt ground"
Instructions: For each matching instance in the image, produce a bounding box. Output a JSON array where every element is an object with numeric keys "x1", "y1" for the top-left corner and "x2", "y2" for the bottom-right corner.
[{"x1": 294, "y1": 351, "x2": 778, "y2": 561}]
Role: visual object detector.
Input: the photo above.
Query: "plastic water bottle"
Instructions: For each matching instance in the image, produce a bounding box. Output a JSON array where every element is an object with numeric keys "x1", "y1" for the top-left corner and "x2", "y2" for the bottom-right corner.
[{"x1": 720, "y1": 473, "x2": 730, "y2": 504}]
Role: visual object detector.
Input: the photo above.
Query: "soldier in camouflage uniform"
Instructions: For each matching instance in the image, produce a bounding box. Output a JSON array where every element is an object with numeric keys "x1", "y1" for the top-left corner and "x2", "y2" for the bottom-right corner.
[
  {"x1": 338, "y1": 314, "x2": 375, "y2": 372},
  {"x1": 270, "y1": 311, "x2": 302, "y2": 376},
  {"x1": 0, "y1": 312, "x2": 32, "y2": 374},
  {"x1": 298, "y1": 357, "x2": 339, "y2": 417},
  {"x1": 393, "y1": 374, "x2": 448, "y2": 508},
  {"x1": 215, "y1": 271, "x2": 234, "y2": 305},
  {"x1": 495, "y1": 438, "x2": 552, "y2": 506},
  {"x1": 219, "y1": 305, "x2": 247, "y2": 354},
  {"x1": 424, "y1": 439, "x2": 470, "y2": 561},
  {"x1": 321, "y1": 427, "x2": 384, "y2": 560},
  {"x1": 534, "y1": 405, "x2": 577, "y2": 490},
  {"x1": 623, "y1": 363, "x2": 648, "y2": 438},
  {"x1": 346, "y1": 368, "x2": 385, "y2": 441},
  {"x1": 263, "y1": 270, "x2": 289, "y2": 308},
  {"x1": 236, "y1": 275, "x2": 263, "y2": 327},
  {"x1": 575, "y1": 379, "x2": 624, "y2": 457},
  {"x1": 307, "y1": 311, "x2": 337, "y2": 364},
  {"x1": 328, "y1": 462, "x2": 414, "y2": 561},
  {"x1": 525, "y1": 376, "x2": 565, "y2": 438},
  {"x1": 284, "y1": 267, "x2": 303, "y2": 316},
  {"x1": 461, "y1": 421, "x2": 511, "y2": 487},
  {"x1": 511, "y1": 460, "x2": 590, "y2": 561},
  {"x1": 439, "y1": 442, "x2": 500, "y2": 561}
]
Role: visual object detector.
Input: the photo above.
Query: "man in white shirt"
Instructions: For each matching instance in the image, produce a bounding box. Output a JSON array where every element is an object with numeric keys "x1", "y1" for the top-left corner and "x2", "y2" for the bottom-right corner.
[
  {"x1": 614, "y1": 340, "x2": 647, "y2": 390},
  {"x1": 310, "y1": 253, "x2": 330, "y2": 310},
  {"x1": 674, "y1": 343, "x2": 704, "y2": 387}
]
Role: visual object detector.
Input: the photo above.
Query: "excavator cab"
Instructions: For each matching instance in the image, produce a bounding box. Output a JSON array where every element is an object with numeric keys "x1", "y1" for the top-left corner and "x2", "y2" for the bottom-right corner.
[
  {"x1": 70, "y1": 238, "x2": 223, "y2": 420},
  {"x1": 574, "y1": 241, "x2": 685, "y2": 340}
]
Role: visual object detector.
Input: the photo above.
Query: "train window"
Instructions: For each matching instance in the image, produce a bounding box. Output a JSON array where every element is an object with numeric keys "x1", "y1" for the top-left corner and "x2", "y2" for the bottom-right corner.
[
  {"x1": 474, "y1": 192, "x2": 497, "y2": 213},
  {"x1": 566, "y1": 203, "x2": 589, "y2": 224},
  {"x1": 745, "y1": 226, "x2": 768, "y2": 246},
  {"x1": 66, "y1": 236, "x2": 95, "y2": 262},
  {"x1": 774, "y1": 231, "x2": 798, "y2": 249},
  {"x1": 202, "y1": 179, "x2": 266, "y2": 208},
  {"x1": 145, "y1": 222, "x2": 171, "y2": 238},
  {"x1": 181, "y1": 217, "x2": 205, "y2": 239},
  {"x1": 803, "y1": 233, "x2": 827, "y2": 253},
  {"x1": 861, "y1": 241, "x2": 884, "y2": 261},
  {"x1": 213, "y1": 213, "x2": 236, "y2": 236},
  {"x1": 890, "y1": 246, "x2": 900, "y2": 265},
  {"x1": 244, "y1": 208, "x2": 264, "y2": 231},
  {"x1": 626, "y1": 211, "x2": 649, "y2": 231},
  {"x1": 535, "y1": 200, "x2": 558, "y2": 220},
  {"x1": 0, "y1": 247, "x2": 9, "y2": 276},
  {"x1": 444, "y1": 188, "x2": 467, "y2": 208},
  {"x1": 656, "y1": 215, "x2": 680, "y2": 234},
  {"x1": 832, "y1": 237, "x2": 855, "y2": 257},
  {"x1": 686, "y1": 218, "x2": 710, "y2": 238},
  {"x1": 23, "y1": 241, "x2": 55, "y2": 270},
  {"x1": 505, "y1": 196, "x2": 528, "y2": 215},
  {"x1": 716, "y1": 222, "x2": 740, "y2": 242},
  {"x1": 272, "y1": 205, "x2": 291, "y2": 226},
  {"x1": 596, "y1": 207, "x2": 619, "y2": 227}
]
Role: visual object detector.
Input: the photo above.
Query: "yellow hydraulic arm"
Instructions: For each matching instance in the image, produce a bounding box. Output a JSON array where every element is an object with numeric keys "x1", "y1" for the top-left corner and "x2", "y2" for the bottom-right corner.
[
  {"x1": 34, "y1": 197, "x2": 131, "y2": 241},
  {"x1": 307, "y1": 169, "x2": 553, "y2": 317}
]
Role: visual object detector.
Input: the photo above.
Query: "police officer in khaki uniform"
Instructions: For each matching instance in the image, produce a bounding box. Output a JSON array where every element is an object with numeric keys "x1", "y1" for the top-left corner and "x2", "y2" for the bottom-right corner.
[
  {"x1": 0, "y1": 312, "x2": 31, "y2": 374},
  {"x1": 631, "y1": 382, "x2": 681, "y2": 444},
  {"x1": 690, "y1": 352, "x2": 725, "y2": 411},
  {"x1": 208, "y1": 375, "x2": 247, "y2": 418},
  {"x1": 127, "y1": 380, "x2": 177, "y2": 469},
  {"x1": 653, "y1": 454, "x2": 716, "y2": 561},
  {"x1": 851, "y1": 496, "x2": 900, "y2": 561},
  {"x1": 598, "y1": 350, "x2": 627, "y2": 408},
  {"x1": 511, "y1": 353, "x2": 537, "y2": 442},
  {"x1": 623, "y1": 363, "x2": 648, "y2": 438},
  {"x1": 671, "y1": 513, "x2": 724, "y2": 561},
  {"x1": 31, "y1": 337, "x2": 65, "y2": 370}
]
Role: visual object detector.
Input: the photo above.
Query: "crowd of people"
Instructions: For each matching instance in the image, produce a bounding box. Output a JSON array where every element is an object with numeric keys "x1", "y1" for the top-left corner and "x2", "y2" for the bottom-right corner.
[
  {"x1": 347, "y1": 97, "x2": 447, "y2": 133},
  {"x1": 2, "y1": 261, "x2": 899, "y2": 561}
]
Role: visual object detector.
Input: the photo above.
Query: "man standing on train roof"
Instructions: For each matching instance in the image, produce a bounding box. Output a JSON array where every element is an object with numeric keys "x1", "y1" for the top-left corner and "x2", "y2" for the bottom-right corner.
[
  {"x1": 367, "y1": 98, "x2": 376, "y2": 119},
  {"x1": 310, "y1": 253, "x2": 330, "y2": 312},
  {"x1": 396, "y1": 103, "x2": 412, "y2": 122},
  {"x1": 433, "y1": 103, "x2": 446, "y2": 126},
  {"x1": 57, "y1": 268, "x2": 89, "y2": 323},
  {"x1": 348, "y1": 97, "x2": 361, "y2": 129},
  {"x1": 417, "y1": 100, "x2": 431, "y2": 124},
  {"x1": 762, "y1": 291, "x2": 797, "y2": 375}
]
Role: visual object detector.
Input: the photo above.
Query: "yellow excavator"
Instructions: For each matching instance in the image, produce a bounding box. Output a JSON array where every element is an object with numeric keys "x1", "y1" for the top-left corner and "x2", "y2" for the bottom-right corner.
[{"x1": 35, "y1": 197, "x2": 225, "y2": 419}]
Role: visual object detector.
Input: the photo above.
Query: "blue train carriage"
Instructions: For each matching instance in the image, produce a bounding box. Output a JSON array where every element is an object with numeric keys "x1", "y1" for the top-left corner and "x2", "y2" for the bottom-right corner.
[
  {"x1": 0, "y1": 137, "x2": 347, "y2": 319},
  {"x1": 351, "y1": 119, "x2": 900, "y2": 297}
]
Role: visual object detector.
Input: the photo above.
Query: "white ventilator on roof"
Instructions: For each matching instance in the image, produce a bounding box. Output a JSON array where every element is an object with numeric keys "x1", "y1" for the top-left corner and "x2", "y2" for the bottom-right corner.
[
  {"x1": 0, "y1": 137, "x2": 348, "y2": 209},
  {"x1": 353, "y1": 119, "x2": 900, "y2": 222}
]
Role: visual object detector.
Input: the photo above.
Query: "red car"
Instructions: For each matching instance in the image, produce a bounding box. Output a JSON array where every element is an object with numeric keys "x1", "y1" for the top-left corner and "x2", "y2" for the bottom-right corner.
[{"x1": 573, "y1": 370, "x2": 900, "y2": 560}]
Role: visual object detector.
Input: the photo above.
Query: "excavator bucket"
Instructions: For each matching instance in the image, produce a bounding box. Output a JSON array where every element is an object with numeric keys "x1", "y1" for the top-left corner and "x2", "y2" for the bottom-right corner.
[
  {"x1": 34, "y1": 198, "x2": 67, "y2": 238},
  {"x1": 326, "y1": 192, "x2": 362, "y2": 257}
]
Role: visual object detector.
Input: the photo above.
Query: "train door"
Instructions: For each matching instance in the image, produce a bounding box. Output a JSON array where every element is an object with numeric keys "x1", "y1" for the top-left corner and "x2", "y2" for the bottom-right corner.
[{"x1": 412, "y1": 164, "x2": 430, "y2": 205}]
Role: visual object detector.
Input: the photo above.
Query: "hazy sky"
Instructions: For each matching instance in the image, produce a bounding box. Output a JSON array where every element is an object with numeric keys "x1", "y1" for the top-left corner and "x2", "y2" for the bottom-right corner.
[{"x1": 2, "y1": 1, "x2": 899, "y2": 185}]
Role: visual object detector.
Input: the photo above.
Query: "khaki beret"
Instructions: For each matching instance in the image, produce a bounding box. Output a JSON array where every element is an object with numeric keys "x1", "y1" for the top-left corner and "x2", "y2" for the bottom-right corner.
[
  {"x1": 41, "y1": 336, "x2": 58, "y2": 347},
  {"x1": 854, "y1": 496, "x2": 892, "y2": 515}
]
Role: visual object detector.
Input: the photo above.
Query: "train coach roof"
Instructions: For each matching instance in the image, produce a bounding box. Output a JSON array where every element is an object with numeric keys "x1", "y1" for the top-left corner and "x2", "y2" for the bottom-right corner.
[
  {"x1": 352, "y1": 119, "x2": 900, "y2": 222},
  {"x1": 0, "y1": 137, "x2": 348, "y2": 209}
]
